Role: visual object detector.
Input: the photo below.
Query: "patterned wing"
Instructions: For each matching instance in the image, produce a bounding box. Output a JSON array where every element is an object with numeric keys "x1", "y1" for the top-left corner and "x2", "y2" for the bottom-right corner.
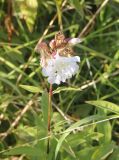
[
  {"x1": 54, "y1": 31, "x2": 74, "y2": 56},
  {"x1": 35, "y1": 42, "x2": 51, "y2": 57},
  {"x1": 57, "y1": 45, "x2": 74, "y2": 57},
  {"x1": 35, "y1": 42, "x2": 51, "y2": 67},
  {"x1": 55, "y1": 31, "x2": 67, "y2": 48}
]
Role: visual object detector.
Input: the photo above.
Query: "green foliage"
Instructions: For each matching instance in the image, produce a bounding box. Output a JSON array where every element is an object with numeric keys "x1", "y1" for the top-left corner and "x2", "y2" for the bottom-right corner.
[
  {"x1": 91, "y1": 142, "x2": 115, "y2": 160},
  {"x1": 13, "y1": 0, "x2": 38, "y2": 32},
  {"x1": 0, "y1": 0, "x2": 119, "y2": 160},
  {"x1": 86, "y1": 100, "x2": 119, "y2": 114},
  {"x1": 20, "y1": 84, "x2": 43, "y2": 93},
  {"x1": 41, "y1": 91, "x2": 49, "y2": 126},
  {"x1": 4, "y1": 146, "x2": 41, "y2": 156}
]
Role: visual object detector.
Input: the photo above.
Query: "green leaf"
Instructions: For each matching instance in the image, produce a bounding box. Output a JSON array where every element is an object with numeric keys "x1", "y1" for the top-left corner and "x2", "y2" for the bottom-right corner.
[
  {"x1": 0, "y1": 77, "x2": 22, "y2": 96},
  {"x1": 41, "y1": 91, "x2": 49, "y2": 125},
  {"x1": 77, "y1": 147, "x2": 98, "y2": 160},
  {"x1": 14, "y1": 0, "x2": 38, "y2": 32},
  {"x1": 53, "y1": 86, "x2": 81, "y2": 94},
  {"x1": 67, "y1": 132, "x2": 103, "y2": 148},
  {"x1": 114, "y1": 0, "x2": 119, "y2": 3},
  {"x1": 108, "y1": 147, "x2": 119, "y2": 160},
  {"x1": 97, "y1": 109, "x2": 112, "y2": 144},
  {"x1": 55, "y1": 115, "x2": 102, "y2": 159},
  {"x1": 4, "y1": 146, "x2": 40, "y2": 157},
  {"x1": 97, "y1": 119, "x2": 112, "y2": 143},
  {"x1": 69, "y1": 0, "x2": 84, "y2": 17},
  {"x1": 55, "y1": 132, "x2": 70, "y2": 160},
  {"x1": 91, "y1": 142, "x2": 115, "y2": 160},
  {"x1": 55, "y1": 0, "x2": 63, "y2": 27},
  {"x1": 86, "y1": 100, "x2": 119, "y2": 114},
  {"x1": 19, "y1": 85, "x2": 43, "y2": 93},
  {"x1": 47, "y1": 137, "x2": 57, "y2": 160},
  {"x1": 0, "y1": 57, "x2": 24, "y2": 74},
  {"x1": 66, "y1": 115, "x2": 102, "y2": 133},
  {"x1": 77, "y1": 45, "x2": 112, "y2": 61},
  {"x1": 55, "y1": 114, "x2": 119, "y2": 159}
]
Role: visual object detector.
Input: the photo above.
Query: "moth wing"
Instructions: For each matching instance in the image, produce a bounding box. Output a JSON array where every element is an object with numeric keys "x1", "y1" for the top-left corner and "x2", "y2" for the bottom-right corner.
[
  {"x1": 58, "y1": 45, "x2": 74, "y2": 57},
  {"x1": 35, "y1": 42, "x2": 51, "y2": 58}
]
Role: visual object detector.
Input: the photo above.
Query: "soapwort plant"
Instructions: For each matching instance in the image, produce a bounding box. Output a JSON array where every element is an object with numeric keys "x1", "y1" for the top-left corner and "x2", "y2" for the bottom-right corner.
[{"x1": 35, "y1": 31, "x2": 81, "y2": 153}]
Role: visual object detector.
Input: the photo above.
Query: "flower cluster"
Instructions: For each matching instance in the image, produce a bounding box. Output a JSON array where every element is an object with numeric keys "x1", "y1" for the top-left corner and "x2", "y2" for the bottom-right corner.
[
  {"x1": 35, "y1": 31, "x2": 81, "y2": 85},
  {"x1": 42, "y1": 53, "x2": 80, "y2": 84}
]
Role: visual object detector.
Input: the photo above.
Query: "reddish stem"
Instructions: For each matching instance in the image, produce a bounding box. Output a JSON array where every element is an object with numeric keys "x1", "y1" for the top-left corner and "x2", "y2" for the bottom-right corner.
[{"x1": 47, "y1": 84, "x2": 52, "y2": 153}]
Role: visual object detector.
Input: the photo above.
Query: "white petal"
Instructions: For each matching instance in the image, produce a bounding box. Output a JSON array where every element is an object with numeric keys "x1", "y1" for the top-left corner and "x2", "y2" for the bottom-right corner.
[
  {"x1": 68, "y1": 38, "x2": 82, "y2": 45},
  {"x1": 42, "y1": 53, "x2": 80, "y2": 84},
  {"x1": 42, "y1": 68, "x2": 48, "y2": 76}
]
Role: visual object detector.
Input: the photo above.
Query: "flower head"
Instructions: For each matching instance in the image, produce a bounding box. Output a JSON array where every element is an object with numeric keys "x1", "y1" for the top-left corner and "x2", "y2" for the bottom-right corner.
[
  {"x1": 42, "y1": 53, "x2": 80, "y2": 84},
  {"x1": 35, "y1": 31, "x2": 81, "y2": 84}
]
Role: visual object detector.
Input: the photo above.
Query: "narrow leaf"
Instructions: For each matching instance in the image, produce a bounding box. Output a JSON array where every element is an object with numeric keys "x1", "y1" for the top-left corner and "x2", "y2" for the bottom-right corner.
[
  {"x1": 86, "y1": 100, "x2": 119, "y2": 114},
  {"x1": 91, "y1": 142, "x2": 115, "y2": 160},
  {"x1": 97, "y1": 109, "x2": 112, "y2": 144},
  {"x1": 77, "y1": 147, "x2": 98, "y2": 160},
  {"x1": 41, "y1": 91, "x2": 49, "y2": 125},
  {"x1": 55, "y1": 0, "x2": 63, "y2": 27},
  {"x1": 20, "y1": 85, "x2": 43, "y2": 93},
  {"x1": 4, "y1": 146, "x2": 40, "y2": 157},
  {"x1": 55, "y1": 115, "x2": 102, "y2": 159},
  {"x1": 53, "y1": 86, "x2": 81, "y2": 94},
  {"x1": 0, "y1": 77, "x2": 22, "y2": 96}
]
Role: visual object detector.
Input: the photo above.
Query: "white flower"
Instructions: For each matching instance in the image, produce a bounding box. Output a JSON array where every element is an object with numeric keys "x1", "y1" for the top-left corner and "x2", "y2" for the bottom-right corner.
[
  {"x1": 34, "y1": 31, "x2": 82, "y2": 85},
  {"x1": 42, "y1": 53, "x2": 80, "y2": 84}
]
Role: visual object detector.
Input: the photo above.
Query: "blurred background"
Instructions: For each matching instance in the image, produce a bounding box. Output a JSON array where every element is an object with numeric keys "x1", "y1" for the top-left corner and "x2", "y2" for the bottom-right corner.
[{"x1": 0, "y1": 0, "x2": 119, "y2": 159}]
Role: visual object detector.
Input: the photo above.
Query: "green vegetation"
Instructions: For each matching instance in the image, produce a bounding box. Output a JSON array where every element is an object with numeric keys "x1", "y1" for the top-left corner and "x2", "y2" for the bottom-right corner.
[{"x1": 0, "y1": 0, "x2": 119, "y2": 159}]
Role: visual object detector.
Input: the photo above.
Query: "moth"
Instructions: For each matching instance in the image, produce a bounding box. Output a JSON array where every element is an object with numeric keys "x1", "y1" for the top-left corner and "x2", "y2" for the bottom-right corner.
[
  {"x1": 49, "y1": 31, "x2": 81, "y2": 57},
  {"x1": 49, "y1": 31, "x2": 72, "y2": 57},
  {"x1": 35, "y1": 31, "x2": 81, "y2": 66},
  {"x1": 35, "y1": 42, "x2": 51, "y2": 67}
]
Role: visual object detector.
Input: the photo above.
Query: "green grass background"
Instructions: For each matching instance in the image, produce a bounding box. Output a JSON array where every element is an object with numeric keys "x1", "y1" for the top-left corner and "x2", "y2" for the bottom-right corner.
[{"x1": 0, "y1": 0, "x2": 119, "y2": 159}]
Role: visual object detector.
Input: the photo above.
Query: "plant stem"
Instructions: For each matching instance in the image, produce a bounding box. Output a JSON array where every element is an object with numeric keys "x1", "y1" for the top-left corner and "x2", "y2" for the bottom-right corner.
[
  {"x1": 47, "y1": 84, "x2": 52, "y2": 153},
  {"x1": 79, "y1": 0, "x2": 109, "y2": 38}
]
